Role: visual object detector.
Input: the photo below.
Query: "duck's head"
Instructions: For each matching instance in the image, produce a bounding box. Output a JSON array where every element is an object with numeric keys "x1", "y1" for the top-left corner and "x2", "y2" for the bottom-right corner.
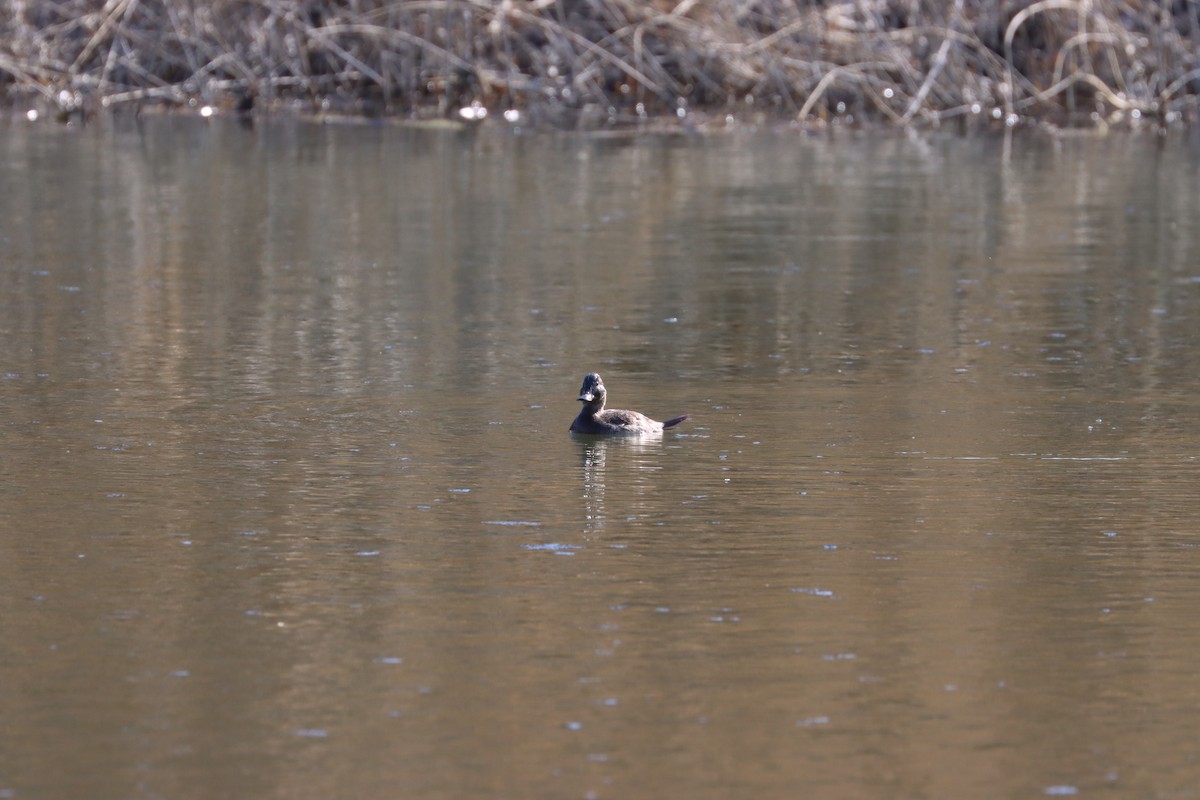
[{"x1": 577, "y1": 372, "x2": 607, "y2": 407}]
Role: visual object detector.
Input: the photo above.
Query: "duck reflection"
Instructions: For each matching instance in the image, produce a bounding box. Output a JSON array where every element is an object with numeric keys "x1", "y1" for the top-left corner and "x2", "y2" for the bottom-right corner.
[{"x1": 575, "y1": 435, "x2": 670, "y2": 529}]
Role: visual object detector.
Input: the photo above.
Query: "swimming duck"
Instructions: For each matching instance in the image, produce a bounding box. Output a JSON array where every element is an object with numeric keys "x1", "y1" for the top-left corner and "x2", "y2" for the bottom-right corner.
[{"x1": 569, "y1": 372, "x2": 688, "y2": 435}]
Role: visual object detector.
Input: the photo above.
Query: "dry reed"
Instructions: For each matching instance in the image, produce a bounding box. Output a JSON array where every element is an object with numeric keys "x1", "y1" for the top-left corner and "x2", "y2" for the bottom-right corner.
[{"x1": 1, "y1": 0, "x2": 1197, "y2": 129}]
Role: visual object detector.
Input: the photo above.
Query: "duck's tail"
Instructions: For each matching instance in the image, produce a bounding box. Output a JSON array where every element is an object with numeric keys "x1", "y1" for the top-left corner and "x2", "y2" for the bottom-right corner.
[{"x1": 662, "y1": 414, "x2": 689, "y2": 429}]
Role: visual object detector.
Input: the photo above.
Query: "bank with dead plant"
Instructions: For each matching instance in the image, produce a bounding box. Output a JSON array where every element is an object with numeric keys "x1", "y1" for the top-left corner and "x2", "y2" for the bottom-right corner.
[{"x1": 2, "y1": 1, "x2": 1197, "y2": 131}]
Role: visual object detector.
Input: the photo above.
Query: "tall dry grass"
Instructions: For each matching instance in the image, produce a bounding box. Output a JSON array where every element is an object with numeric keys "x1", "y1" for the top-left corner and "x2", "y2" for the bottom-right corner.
[{"x1": 1, "y1": 0, "x2": 1197, "y2": 128}]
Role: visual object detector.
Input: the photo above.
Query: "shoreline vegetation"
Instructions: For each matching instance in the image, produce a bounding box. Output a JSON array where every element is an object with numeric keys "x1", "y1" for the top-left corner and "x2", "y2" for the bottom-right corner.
[{"x1": 2, "y1": 1, "x2": 1198, "y2": 132}]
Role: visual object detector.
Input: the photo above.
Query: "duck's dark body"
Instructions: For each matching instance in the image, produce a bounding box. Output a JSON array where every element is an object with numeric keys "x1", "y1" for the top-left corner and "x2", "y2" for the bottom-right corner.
[{"x1": 569, "y1": 372, "x2": 688, "y2": 435}]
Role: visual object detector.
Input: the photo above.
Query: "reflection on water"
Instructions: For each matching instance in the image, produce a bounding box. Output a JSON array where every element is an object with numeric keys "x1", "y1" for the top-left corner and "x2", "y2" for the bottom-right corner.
[
  {"x1": 2, "y1": 117, "x2": 1200, "y2": 798},
  {"x1": 574, "y1": 434, "x2": 690, "y2": 532}
]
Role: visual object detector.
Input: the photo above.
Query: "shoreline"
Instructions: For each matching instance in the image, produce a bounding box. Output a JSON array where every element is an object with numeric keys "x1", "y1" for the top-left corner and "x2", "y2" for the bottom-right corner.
[{"x1": 3, "y1": 1, "x2": 1197, "y2": 133}]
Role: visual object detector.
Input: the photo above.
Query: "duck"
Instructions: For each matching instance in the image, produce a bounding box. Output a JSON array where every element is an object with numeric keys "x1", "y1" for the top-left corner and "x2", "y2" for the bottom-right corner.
[{"x1": 569, "y1": 372, "x2": 688, "y2": 435}]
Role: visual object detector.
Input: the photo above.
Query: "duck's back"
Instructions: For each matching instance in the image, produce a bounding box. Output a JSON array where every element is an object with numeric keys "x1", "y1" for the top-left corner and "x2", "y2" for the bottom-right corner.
[
  {"x1": 571, "y1": 408, "x2": 661, "y2": 435},
  {"x1": 598, "y1": 408, "x2": 660, "y2": 432}
]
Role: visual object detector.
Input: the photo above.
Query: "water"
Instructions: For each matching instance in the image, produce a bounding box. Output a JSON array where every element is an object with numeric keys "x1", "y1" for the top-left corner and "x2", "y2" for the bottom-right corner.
[{"x1": 2, "y1": 116, "x2": 1200, "y2": 799}]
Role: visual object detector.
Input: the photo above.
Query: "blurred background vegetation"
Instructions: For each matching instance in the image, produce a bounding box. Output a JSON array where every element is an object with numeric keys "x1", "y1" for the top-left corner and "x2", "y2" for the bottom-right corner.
[{"x1": 2, "y1": 0, "x2": 1198, "y2": 129}]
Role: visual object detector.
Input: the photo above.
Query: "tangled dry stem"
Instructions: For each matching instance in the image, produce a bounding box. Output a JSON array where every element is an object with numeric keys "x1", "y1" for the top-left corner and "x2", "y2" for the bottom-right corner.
[{"x1": 1, "y1": 0, "x2": 1198, "y2": 129}]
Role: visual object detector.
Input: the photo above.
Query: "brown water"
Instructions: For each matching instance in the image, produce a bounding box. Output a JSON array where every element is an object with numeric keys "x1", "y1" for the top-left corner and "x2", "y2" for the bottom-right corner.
[{"x1": 2, "y1": 117, "x2": 1200, "y2": 799}]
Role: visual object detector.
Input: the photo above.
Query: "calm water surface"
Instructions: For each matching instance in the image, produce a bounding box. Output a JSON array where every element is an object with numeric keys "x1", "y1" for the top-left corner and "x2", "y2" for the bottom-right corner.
[{"x1": 2, "y1": 118, "x2": 1200, "y2": 799}]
